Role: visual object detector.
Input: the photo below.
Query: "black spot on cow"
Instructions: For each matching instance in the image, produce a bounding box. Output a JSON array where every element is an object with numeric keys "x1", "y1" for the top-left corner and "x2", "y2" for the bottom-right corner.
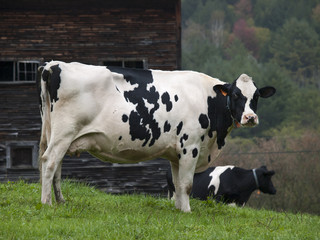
[
  {"x1": 180, "y1": 137, "x2": 184, "y2": 148},
  {"x1": 201, "y1": 135, "x2": 205, "y2": 141},
  {"x1": 183, "y1": 134, "x2": 188, "y2": 141},
  {"x1": 208, "y1": 155, "x2": 211, "y2": 163},
  {"x1": 128, "y1": 110, "x2": 152, "y2": 146},
  {"x1": 161, "y1": 92, "x2": 173, "y2": 112},
  {"x1": 108, "y1": 67, "x2": 161, "y2": 147},
  {"x1": 42, "y1": 64, "x2": 62, "y2": 112},
  {"x1": 192, "y1": 148, "x2": 198, "y2": 158},
  {"x1": 249, "y1": 89, "x2": 259, "y2": 113},
  {"x1": 183, "y1": 149, "x2": 187, "y2": 154},
  {"x1": 122, "y1": 114, "x2": 128, "y2": 122},
  {"x1": 206, "y1": 85, "x2": 234, "y2": 149},
  {"x1": 177, "y1": 121, "x2": 183, "y2": 135},
  {"x1": 164, "y1": 121, "x2": 171, "y2": 133},
  {"x1": 118, "y1": 136, "x2": 122, "y2": 140},
  {"x1": 178, "y1": 154, "x2": 181, "y2": 159},
  {"x1": 37, "y1": 65, "x2": 45, "y2": 114},
  {"x1": 198, "y1": 114, "x2": 209, "y2": 129},
  {"x1": 174, "y1": 94, "x2": 178, "y2": 102},
  {"x1": 179, "y1": 133, "x2": 188, "y2": 148}
]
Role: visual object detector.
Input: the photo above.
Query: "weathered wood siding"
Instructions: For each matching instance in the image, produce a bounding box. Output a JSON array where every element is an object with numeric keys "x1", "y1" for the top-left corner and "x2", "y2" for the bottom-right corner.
[
  {"x1": 0, "y1": 0, "x2": 181, "y2": 69},
  {"x1": 0, "y1": 83, "x2": 41, "y2": 180}
]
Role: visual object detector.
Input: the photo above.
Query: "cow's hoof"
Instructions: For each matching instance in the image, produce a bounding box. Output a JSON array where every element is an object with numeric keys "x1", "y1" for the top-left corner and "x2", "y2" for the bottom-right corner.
[
  {"x1": 57, "y1": 198, "x2": 65, "y2": 204},
  {"x1": 41, "y1": 197, "x2": 52, "y2": 205},
  {"x1": 179, "y1": 206, "x2": 191, "y2": 213}
]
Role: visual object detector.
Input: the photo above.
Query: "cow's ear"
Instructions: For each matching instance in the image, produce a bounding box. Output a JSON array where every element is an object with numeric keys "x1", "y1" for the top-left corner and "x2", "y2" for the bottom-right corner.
[
  {"x1": 264, "y1": 170, "x2": 275, "y2": 176},
  {"x1": 214, "y1": 84, "x2": 231, "y2": 96},
  {"x1": 259, "y1": 86, "x2": 276, "y2": 98}
]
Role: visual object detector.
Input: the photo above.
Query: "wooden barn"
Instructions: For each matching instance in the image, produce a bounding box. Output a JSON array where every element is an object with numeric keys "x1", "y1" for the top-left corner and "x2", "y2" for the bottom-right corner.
[{"x1": 0, "y1": 0, "x2": 181, "y2": 195}]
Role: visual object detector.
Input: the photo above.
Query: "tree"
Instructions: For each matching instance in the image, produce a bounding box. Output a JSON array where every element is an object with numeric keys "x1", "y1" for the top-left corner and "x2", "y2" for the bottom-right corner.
[
  {"x1": 270, "y1": 18, "x2": 320, "y2": 86},
  {"x1": 312, "y1": 3, "x2": 320, "y2": 33},
  {"x1": 233, "y1": 19, "x2": 259, "y2": 56},
  {"x1": 208, "y1": 11, "x2": 225, "y2": 47},
  {"x1": 234, "y1": 0, "x2": 252, "y2": 19},
  {"x1": 253, "y1": 0, "x2": 318, "y2": 31},
  {"x1": 253, "y1": 0, "x2": 288, "y2": 30}
]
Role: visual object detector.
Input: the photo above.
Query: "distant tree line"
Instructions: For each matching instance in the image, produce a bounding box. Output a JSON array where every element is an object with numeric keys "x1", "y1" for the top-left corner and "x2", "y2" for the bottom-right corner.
[{"x1": 181, "y1": 0, "x2": 320, "y2": 138}]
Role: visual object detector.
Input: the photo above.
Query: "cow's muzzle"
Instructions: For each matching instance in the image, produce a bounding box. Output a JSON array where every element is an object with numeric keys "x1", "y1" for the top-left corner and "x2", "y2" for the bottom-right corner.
[{"x1": 241, "y1": 114, "x2": 259, "y2": 127}]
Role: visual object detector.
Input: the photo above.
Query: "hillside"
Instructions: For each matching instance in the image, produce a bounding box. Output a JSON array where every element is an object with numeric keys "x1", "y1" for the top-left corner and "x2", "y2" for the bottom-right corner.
[
  {"x1": 182, "y1": 0, "x2": 320, "y2": 138},
  {"x1": 180, "y1": 0, "x2": 320, "y2": 216},
  {"x1": 1, "y1": 181, "x2": 319, "y2": 239}
]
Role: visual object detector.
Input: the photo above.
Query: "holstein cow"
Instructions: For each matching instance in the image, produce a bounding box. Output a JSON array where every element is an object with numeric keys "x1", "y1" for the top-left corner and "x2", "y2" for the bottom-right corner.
[
  {"x1": 167, "y1": 165, "x2": 276, "y2": 206},
  {"x1": 37, "y1": 61, "x2": 276, "y2": 212}
]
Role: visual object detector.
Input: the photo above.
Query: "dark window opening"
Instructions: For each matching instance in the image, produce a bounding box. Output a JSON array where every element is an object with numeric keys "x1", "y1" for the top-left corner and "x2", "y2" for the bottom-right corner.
[
  {"x1": 124, "y1": 61, "x2": 144, "y2": 69},
  {"x1": 10, "y1": 147, "x2": 33, "y2": 168},
  {"x1": 0, "y1": 60, "x2": 39, "y2": 82},
  {"x1": 104, "y1": 61, "x2": 123, "y2": 67},
  {"x1": 0, "y1": 61, "x2": 14, "y2": 82},
  {"x1": 6, "y1": 141, "x2": 38, "y2": 169},
  {"x1": 103, "y1": 60, "x2": 146, "y2": 69}
]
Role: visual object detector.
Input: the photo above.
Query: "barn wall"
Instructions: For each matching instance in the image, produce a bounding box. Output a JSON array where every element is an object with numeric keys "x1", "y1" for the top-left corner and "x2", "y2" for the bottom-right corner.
[
  {"x1": 0, "y1": 1, "x2": 181, "y2": 69},
  {"x1": 0, "y1": 0, "x2": 179, "y2": 195},
  {"x1": 0, "y1": 83, "x2": 41, "y2": 180}
]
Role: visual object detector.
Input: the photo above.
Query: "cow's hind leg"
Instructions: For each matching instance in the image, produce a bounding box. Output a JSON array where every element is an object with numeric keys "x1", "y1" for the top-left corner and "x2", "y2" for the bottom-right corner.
[
  {"x1": 41, "y1": 138, "x2": 72, "y2": 205},
  {"x1": 53, "y1": 161, "x2": 65, "y2": 203},
  {"x1": 170, "y1": 163, "x2": 179, "y2": 202},
  {"x1": 174, "y1": 157, "x2": 197, "y2": 212}
]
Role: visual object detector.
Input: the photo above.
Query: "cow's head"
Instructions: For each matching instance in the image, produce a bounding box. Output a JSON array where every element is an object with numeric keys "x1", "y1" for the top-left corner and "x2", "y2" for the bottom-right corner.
[
  {"x1": 216, "y1": 74, "x2": 276, "y2": 127},
  {"x1": 256, "y1": 166, "x2": 276, "y2": 195}
]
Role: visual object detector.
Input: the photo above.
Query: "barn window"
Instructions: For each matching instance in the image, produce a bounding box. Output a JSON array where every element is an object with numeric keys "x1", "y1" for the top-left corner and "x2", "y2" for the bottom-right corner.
[
  {"x1": 17, "y1": 61, "x2": 39, "y2": 81},
  {"x1": 0, "y1": 61, "x2": 14, "y2": 82},
  {"x1": 6, "y1": 141, "x2": 38, "y2": 169},
  {"x1": 103, "y1": 59, "x2": 147, "y2": 69},
  {"x1": 0, "y1": 60, "x2": 40, "y2": 82}
]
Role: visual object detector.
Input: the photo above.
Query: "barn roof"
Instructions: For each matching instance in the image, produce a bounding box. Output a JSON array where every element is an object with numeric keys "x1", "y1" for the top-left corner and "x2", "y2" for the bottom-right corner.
[{"x1": 0, "y1": 0, "x2": 179, "y2": 10}]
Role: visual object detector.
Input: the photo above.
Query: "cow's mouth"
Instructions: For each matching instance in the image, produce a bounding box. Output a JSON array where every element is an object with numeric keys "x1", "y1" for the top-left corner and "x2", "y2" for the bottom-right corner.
[{"x1": 242, "y1": 122, "x2": 258, "y2": 127}]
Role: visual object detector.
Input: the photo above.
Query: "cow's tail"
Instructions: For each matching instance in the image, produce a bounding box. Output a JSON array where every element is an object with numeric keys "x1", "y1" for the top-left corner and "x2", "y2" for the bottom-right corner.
[{"x1": 37, "y1": 64, "x2": 51, "y2": 183}]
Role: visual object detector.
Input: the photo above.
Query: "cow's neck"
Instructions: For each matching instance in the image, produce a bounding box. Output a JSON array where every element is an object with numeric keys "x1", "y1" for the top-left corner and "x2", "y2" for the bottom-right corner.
[
  {"x1": 226, "y1": 95, "x2": 241, "y2": 128},
  {"x1": 233, "y1": 168, "x2": 258, "y2": 194},
  {"x1": 207, "y1": 91, "x2": 234, "y2": 149}
]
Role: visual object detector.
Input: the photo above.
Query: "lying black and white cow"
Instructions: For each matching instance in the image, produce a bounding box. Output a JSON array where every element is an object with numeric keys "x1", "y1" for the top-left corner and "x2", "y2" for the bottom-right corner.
[
  {"x1": 167, "y1": 165, "x2": 276, "y2": 206},
  {"x1": 37, "y1": 61, "x2": 276, "y2": 212}
]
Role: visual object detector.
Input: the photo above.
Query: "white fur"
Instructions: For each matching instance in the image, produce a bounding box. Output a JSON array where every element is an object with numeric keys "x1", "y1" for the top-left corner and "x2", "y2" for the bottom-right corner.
[
  {"x1": 208, "y1": 165, "x2": 235, "y2": 195},
  {"x1": 236, "y1": 74, "x2": 259, "y2": 125}
]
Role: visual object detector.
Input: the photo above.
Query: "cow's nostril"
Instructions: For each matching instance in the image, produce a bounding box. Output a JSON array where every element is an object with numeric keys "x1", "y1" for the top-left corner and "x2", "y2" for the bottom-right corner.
[
  {"x1": 248, "y1": 116, "x2": 255, "y2": 123},
  {"x1": 244, "y1": 115, "x2": 257, "y2": 124}
]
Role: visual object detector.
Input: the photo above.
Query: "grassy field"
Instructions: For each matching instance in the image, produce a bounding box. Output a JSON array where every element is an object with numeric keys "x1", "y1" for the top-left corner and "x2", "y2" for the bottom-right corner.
[{"x1": 1, "y1": 181, "x2": 319, "y2": 240}]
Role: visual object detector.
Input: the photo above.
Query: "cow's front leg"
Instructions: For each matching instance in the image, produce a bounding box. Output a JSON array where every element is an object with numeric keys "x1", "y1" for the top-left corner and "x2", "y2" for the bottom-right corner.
[
  {"x1": 175, "y1": 157, "x2": 196, "y2": 212},
  {"x1": 41, "y1": 156, "x2": 52, "y2": 205}
]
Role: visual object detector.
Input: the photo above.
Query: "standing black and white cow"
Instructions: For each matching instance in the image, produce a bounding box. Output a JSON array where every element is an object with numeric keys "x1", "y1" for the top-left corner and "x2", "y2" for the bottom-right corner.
[
  {"x1": 167, "y1": 166, "x2": 276, "y2": 206},
  {"x1": 37, "y1": 61, "x2": 276, "y2": 212}
]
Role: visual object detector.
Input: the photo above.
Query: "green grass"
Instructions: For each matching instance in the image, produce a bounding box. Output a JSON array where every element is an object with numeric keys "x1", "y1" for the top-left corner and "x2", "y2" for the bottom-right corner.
[{"x1": 1, "y1": 181, "x2": 319, "y2": 240}]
